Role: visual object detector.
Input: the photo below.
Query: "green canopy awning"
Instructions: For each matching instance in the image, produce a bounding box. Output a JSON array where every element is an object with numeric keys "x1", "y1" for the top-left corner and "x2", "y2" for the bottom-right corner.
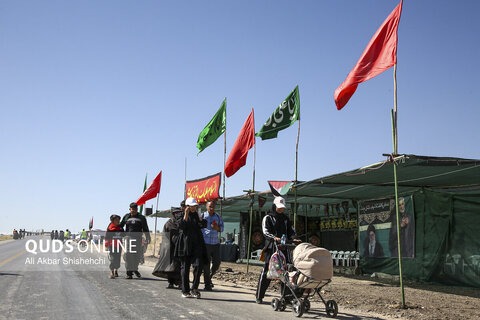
[
  {"x1": 152, "y1": 154, "x2": 480, "y2": 219},
  {"x1": 294, "y1": 154, "x2": 480, "y2": 203}
]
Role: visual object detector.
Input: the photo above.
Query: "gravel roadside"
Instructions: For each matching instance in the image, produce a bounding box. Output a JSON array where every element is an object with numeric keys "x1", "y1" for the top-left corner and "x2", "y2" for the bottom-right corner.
[{"x1": 141, "y1": 256, "x2": 479, "y2": 320}]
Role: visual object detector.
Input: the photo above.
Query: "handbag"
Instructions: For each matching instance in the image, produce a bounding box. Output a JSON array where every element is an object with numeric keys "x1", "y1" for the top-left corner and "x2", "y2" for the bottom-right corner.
[{"x1": 266, "y1": 249, "x2": 287, "y2": 279}]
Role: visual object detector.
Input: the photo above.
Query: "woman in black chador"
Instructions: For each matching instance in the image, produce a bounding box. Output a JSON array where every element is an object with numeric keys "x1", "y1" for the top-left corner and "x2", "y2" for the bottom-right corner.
[{"x1": 152, "y1": 207, "x2": 183, "y2": 288}]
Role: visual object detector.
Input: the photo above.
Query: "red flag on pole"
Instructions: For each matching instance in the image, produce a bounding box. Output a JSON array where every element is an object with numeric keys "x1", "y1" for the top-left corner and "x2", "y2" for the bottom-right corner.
[
  {"x1": 89, "y1": 217, "x2": 93, "y2": 230},
  {"x1": 225, "y1": 109, "x2": 255, "y2": 178},
  {"x1": 334, "y1": 0, "x2": 403, "y2": 110},
  {"x1": 136, "y1": 171, "x2": 162, "y2": 206}
]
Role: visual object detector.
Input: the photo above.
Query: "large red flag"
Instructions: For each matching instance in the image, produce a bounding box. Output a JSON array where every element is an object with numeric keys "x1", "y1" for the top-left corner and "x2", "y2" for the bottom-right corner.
[
  {"x1": 334, "y1": 0, "x2": 403, "y2": 110},
  {"x1": 225, "y1": 109, "x2": 255, "y2": 177},
  {"x1": 136, "y1": 171, "x2": 162, "y2": 206}
]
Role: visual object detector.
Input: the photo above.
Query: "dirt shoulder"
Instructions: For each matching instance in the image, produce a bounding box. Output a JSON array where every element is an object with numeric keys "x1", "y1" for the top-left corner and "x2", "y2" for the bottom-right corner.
[
  {"x1": 141, "y1": 256, "x2": 398, "y2": 319},
  {"x1": 209, "y1": 262, "x2": 480, "y2": 320},
  {"x1": 143, "y1": 254, "x2": 480, "y2": 320},
  {"x1": 0, "y1": 235, "x2": 13, "y2": 241}
]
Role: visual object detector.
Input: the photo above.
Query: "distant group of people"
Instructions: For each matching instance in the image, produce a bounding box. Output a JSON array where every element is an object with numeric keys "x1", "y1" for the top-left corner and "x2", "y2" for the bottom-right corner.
[
  {"x1": 12, "y1": 229, "x2": 27, "y2": 239},
  {"x1": 50, "y1": 229, "x2": 71, "y2": 242}
]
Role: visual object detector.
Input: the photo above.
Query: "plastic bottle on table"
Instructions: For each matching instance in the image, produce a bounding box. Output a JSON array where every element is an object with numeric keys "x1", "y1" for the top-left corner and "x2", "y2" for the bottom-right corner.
[{"x1": 281, "y1": 234, "x2": 286, "y2": 245}]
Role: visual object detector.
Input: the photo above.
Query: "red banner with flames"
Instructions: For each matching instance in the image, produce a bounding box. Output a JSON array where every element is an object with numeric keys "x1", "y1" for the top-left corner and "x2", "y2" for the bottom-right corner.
[{"x1": 185, "y1": 172, "x2": 221, "y2": 204}]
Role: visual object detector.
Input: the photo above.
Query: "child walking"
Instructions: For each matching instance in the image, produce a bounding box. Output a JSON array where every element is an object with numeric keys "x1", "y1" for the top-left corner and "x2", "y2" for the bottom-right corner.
[{"x1": 105, "y1": 214, "x2": 124, "y2": 279}]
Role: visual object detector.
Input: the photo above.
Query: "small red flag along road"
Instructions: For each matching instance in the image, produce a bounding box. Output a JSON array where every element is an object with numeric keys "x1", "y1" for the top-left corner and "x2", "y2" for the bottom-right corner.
[
  {"x1": 225, "y1": 109, "x2": 255, "y2": 178},
  {"x1": 136, "y1": 171, "x2": 162, "y2": 206},
  {"x1": 334, "y1": 0, "x2": 403, "y2": 110}
]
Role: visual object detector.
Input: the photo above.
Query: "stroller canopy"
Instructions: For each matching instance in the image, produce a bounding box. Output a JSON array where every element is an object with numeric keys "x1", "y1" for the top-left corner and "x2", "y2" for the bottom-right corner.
[{"x1": 293, "y1": 243, "x2": 333, "y2": 281}]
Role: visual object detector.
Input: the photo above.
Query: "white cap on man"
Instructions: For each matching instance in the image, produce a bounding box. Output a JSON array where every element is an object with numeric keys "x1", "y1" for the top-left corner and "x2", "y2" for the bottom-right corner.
[
  {"x1": 185, "y1": 197, "x2": 198, "y2": 207},
  {"x1": 273, "y1": 196, "x2": 286, "y2": 209}
]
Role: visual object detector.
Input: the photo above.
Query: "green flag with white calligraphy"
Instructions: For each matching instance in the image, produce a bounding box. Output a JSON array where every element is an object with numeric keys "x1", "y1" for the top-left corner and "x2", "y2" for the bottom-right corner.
[
  {"x1": 197, "y1": 99, "x2": 226, "y2": 154},
  {"x1": 256, "y1": 86, "x2": 300, "y2": 140},
  {"x1": 139, "y1": 173, "x2": 147, "y2": 215}
]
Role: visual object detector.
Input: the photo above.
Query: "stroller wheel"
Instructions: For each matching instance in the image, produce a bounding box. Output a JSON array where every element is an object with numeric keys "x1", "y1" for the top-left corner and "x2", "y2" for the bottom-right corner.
[
  {"x1": 325, "y1": 300, "x2": 338, "y2": 318},
  {"x1": 292, "y1": 300, "x2": 304, "y2": 317},
  {"x1": 303, "y1": 299, "x2": 311, "y2": 312},
  {"x1": 271, "y1": 298, "x2": 280, "y2": 311}
]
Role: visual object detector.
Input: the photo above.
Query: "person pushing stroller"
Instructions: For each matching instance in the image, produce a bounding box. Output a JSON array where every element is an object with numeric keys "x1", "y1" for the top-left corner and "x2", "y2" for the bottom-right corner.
[{"x1": 256, "y1": 196, "x2": 301, "y2": 304}]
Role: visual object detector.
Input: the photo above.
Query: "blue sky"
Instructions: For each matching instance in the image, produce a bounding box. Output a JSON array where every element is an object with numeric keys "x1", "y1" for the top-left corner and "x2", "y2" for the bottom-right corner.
[{"x1": 1, "y1": 0, "x2": 479, "y2": 234}]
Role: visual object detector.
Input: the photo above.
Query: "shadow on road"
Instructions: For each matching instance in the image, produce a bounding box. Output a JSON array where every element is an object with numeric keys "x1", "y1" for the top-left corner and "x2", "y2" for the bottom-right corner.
[
  {"x1": 199, "y1": 298, "x2": 387, "y2": 320},
  {"x1": 201, "y1": 297, "x2": 257, "y2": 304},
  {"x1": 135, "y1": 277, "x2": 165, "y2": 282},
  {"x1": 0, "y1": 272, "x2": 22, "y2": 277},
  {"x1": 209, "y1": 288, "x2": 254, "y2": 296},
  {"x1": 301, "y1": 309, "x2": 386, "y2": 320}
]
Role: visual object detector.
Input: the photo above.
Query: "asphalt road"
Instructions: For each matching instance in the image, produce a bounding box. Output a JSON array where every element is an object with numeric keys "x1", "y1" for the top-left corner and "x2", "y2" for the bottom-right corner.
[{"x1": 0, "y1": 236, "x2": 389, "y2": 320}]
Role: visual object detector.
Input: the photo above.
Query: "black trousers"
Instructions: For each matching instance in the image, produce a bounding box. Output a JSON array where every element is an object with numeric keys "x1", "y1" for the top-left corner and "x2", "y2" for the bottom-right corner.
[
  {"x1": 181, "y1": 256, "x2": 203, "y2": 294},
  {"x1": 255, "y1": 250, "x2": 272, "y2": 301},
  {"x1": 203, "y1": 244, "x2": 221, "y2": 286}
]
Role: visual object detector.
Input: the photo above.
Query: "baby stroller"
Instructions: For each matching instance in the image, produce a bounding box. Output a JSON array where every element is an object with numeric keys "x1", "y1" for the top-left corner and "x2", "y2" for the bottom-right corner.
[{"x1": 268, "y1": 242, "x2": 338, "y2": 318}]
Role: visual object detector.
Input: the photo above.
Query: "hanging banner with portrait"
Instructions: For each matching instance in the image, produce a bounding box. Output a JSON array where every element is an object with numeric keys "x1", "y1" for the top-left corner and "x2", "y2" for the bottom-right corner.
[{"x1": 358, "y1": 195, "x2": 415, "y2": 258}]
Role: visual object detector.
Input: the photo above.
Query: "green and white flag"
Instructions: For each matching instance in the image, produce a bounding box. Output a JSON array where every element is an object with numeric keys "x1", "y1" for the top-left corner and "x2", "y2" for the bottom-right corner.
[
  {"x1": 139, "y1": 173, "x2": 147, "y2": 215},
  {"x1": 197, "y1": 99, "x2": 226, "y2": 154},
  {"x1": 256, "y1": 86, "x2": 300, "y2": 140}
]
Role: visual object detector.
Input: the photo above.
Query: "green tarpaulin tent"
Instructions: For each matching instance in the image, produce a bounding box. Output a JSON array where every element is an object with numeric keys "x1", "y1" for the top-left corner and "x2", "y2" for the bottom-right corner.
[{"x1": 153, "y1": 154, "x2": 480, "y2": 287}]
